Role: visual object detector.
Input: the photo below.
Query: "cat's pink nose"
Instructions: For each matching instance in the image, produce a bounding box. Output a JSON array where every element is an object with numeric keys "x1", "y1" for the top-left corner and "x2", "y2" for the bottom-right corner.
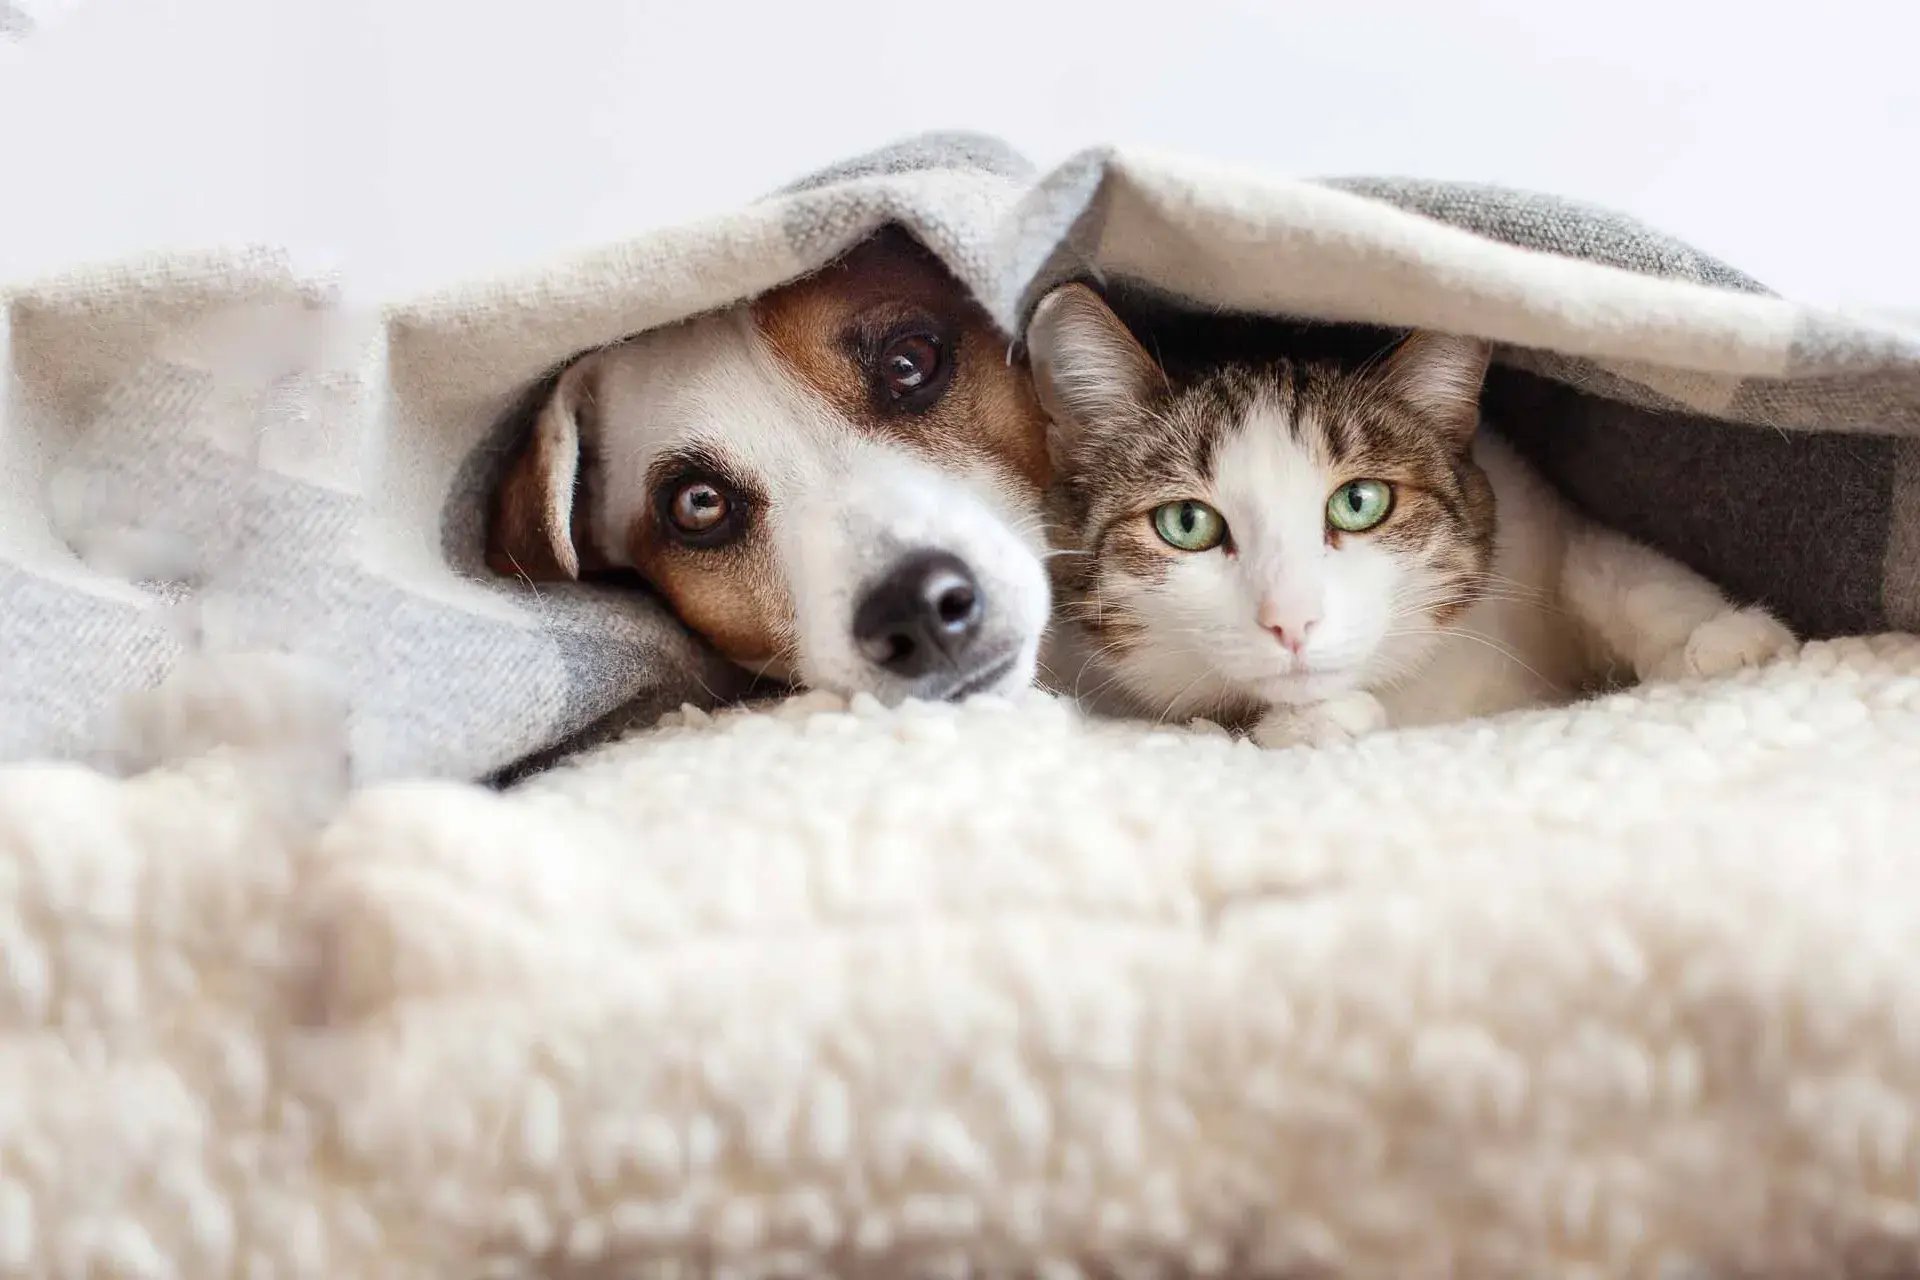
[
  {"x1": 1258, "y1": 598, "x2": 1319, "y2": 654},
  {"x1": 1265, "y1": 618, "x2": 1317, "y2": 654}
]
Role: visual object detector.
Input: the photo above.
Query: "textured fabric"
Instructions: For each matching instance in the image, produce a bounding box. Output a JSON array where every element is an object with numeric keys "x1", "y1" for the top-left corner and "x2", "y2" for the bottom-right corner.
[
  {"x1": 1321, "y1": 176, "x2": 1771, "y2": 293},
  {"x1": 4, "y1": 636, "x2": 1920, "y2": 1277},
  {"x1": 4, "y1": 133, "x2": 1918, "y2": 780}
]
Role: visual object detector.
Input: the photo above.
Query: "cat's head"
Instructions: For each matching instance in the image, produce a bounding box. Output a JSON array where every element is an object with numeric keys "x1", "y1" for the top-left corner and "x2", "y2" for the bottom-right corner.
[{"x1": 1028, "y1": 284, "x2": 1496, "y2": 718}]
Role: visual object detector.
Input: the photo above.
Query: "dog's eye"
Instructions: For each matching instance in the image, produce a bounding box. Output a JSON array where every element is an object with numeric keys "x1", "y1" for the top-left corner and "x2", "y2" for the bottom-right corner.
[
  {"x1": 654, "y1": 465, "x2": 750, "y2": 550},
  {"x1": 879, "y1": 332, "x2": 947, "y2": 403},
  {"x1": 669, "y1": 481, "x2": 730, "y2": 534}
]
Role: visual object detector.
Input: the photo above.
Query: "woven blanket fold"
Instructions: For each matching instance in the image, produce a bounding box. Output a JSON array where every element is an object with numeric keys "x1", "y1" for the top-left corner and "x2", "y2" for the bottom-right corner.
[{"x1": 5, "y1": 131, "x2": 1918, "y2": 778}]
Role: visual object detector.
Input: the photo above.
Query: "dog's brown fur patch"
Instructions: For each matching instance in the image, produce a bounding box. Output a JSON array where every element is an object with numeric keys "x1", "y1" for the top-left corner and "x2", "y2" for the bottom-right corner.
[
  {"x1": 752, "y1": 227, "x2": 1051, "y2": 494},
  {"x1": 486, "y1": 426, "x2": 577, "y2": 581},
  {"x1": 487, "y1": 361, "x2": 606, "y2": 582},
  {"x1": 626, "y1": 458, "x2": 791, "y2": 667}
]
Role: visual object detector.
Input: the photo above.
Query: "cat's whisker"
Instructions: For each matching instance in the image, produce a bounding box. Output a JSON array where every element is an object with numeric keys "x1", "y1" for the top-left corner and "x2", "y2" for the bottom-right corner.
[
  {"x1": 1477, "y1": 570, "x2": 1556, "y2": 598},
  {"x1": 1064, "y1": 637, "x2": 1133, "y2": 682},
  {"x1": 1390, "y1": 590, "x2": 1568, "y2": 622},
  {"x1": 1396, "y1": 625, "x2": 1558, "y2": 691},
  {"x1": 1387, "y1": 585, "x2": 1554, "y2": 614},
  {"x1": 1069, "y1": 635, "x2": 1149, "y2": 701},
  {"x1": 1153, "y1": 664, "x2": 1224, "y2": 729},
  {"x1": 1080, "y1": 638, "x2": 1212, "y2": 711},
  {"x1": 1077, "y1": 669, "x2": 1140, "y2": 706},
  {"x1": 1358, "y1": 646, "x2": 1422, "y2": 692}
]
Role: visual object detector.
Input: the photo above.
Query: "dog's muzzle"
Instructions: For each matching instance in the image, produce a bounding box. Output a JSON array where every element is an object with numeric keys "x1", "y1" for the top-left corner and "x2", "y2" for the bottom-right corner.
[{"x1": 850, "y1": 550, "x2": 1017, "y2": 700}]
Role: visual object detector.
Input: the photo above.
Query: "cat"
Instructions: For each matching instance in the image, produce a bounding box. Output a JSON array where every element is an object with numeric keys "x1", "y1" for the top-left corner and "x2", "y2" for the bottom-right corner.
[{"x1": 1025, "y1": 283, "x2": 1799, "y2": 747}]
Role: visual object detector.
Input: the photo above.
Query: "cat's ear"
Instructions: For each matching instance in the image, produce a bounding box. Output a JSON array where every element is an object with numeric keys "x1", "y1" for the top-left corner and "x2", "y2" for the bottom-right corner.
[
  {"x1": 1378, "y1": 331, "x2": 1492, "y2": 446},
  {"x1": 1025, "y1": 283, "x2": 1163, "y2": 461}
]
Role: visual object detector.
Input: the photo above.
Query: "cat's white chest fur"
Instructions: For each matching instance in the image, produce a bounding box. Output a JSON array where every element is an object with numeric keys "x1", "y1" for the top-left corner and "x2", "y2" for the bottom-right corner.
[{"x1": 1373, "y1": 435, "x2": 1594, "y2": 727}]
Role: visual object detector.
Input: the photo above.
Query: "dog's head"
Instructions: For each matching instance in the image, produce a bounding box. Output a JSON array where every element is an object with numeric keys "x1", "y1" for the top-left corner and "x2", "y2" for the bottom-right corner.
[{"x1": 487, "y1": 227, "x2": 1054, "y2": 703}]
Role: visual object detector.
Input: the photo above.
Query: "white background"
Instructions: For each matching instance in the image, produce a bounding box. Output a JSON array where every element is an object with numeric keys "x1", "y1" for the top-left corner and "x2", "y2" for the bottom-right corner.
[{"x1": 2, "y1": 0, "x2": 1916, "y2": 307}]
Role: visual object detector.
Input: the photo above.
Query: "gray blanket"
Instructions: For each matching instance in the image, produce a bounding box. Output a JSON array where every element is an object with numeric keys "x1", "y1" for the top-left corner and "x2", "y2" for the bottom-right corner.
[{"x1": 3, "y1": 133, "x2": 1915, "y2": 781}]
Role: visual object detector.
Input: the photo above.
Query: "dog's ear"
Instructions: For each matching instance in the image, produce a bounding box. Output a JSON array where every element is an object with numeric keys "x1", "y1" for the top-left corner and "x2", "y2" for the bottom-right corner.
[
  {"x1": 1024, "y1": 283, "x2": 1163, "y2": 465},
  {"x1": 1377, "y1": 330, "x2": 1492, "y2": 448},
  {"x1": 486, "y1": 354, "x2": 602, "y2": 582}
]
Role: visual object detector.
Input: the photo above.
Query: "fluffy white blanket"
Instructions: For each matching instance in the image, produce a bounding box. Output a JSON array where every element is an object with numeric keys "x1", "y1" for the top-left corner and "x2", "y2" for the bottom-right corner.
[{"x1": 6, "y1": 636, "x2": 1920, "y2": 1277}]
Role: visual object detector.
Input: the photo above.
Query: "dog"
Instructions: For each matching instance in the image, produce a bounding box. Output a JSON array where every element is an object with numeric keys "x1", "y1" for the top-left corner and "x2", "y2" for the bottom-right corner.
[{"x1": 486, "y1": 227, "x2": 1054, "y2": 704}]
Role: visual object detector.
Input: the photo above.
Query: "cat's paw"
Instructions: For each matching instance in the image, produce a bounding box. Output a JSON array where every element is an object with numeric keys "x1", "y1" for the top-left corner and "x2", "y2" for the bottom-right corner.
[
  {"x1": 1647, "y1": 607, "x2": 1799, "y2": 683},
  {"x1": 1252, "y1": 691, "x2": 1388, "y2": 749}
]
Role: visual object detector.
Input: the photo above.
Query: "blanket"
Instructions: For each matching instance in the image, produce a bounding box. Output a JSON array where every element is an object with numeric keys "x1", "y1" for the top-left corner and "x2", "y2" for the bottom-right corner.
[
  {"x1": 4, "y1": 132, "x2": 1917, "y2": 779},
  {"x1": 4, "y1": 637, "x2": 1920, "y2": 1277}
]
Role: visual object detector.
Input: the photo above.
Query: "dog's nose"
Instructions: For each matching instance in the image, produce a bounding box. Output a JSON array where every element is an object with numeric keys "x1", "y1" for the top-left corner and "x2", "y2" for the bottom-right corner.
[{"x1": 852, "y1": 550, "x2": 985, "y2": 678}]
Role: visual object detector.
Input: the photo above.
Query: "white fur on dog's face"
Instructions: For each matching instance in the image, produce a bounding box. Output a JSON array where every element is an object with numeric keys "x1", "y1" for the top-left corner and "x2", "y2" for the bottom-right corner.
[
  {"x1": 486, "y1": 229, "x2": 1054, "y2": 704},
  {"x1": 585, "y1": 311, "x2": 1049, "y2": 700}
]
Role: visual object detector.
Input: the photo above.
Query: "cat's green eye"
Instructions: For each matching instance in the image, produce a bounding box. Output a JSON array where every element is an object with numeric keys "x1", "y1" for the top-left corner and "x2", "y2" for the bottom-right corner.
[
  {"x1": 1151, "y1": 500, "x2": 1228, "y2": 552},
  {"x1": 1327, "y1": 479, "x2": 1393, "y2": 533}
]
